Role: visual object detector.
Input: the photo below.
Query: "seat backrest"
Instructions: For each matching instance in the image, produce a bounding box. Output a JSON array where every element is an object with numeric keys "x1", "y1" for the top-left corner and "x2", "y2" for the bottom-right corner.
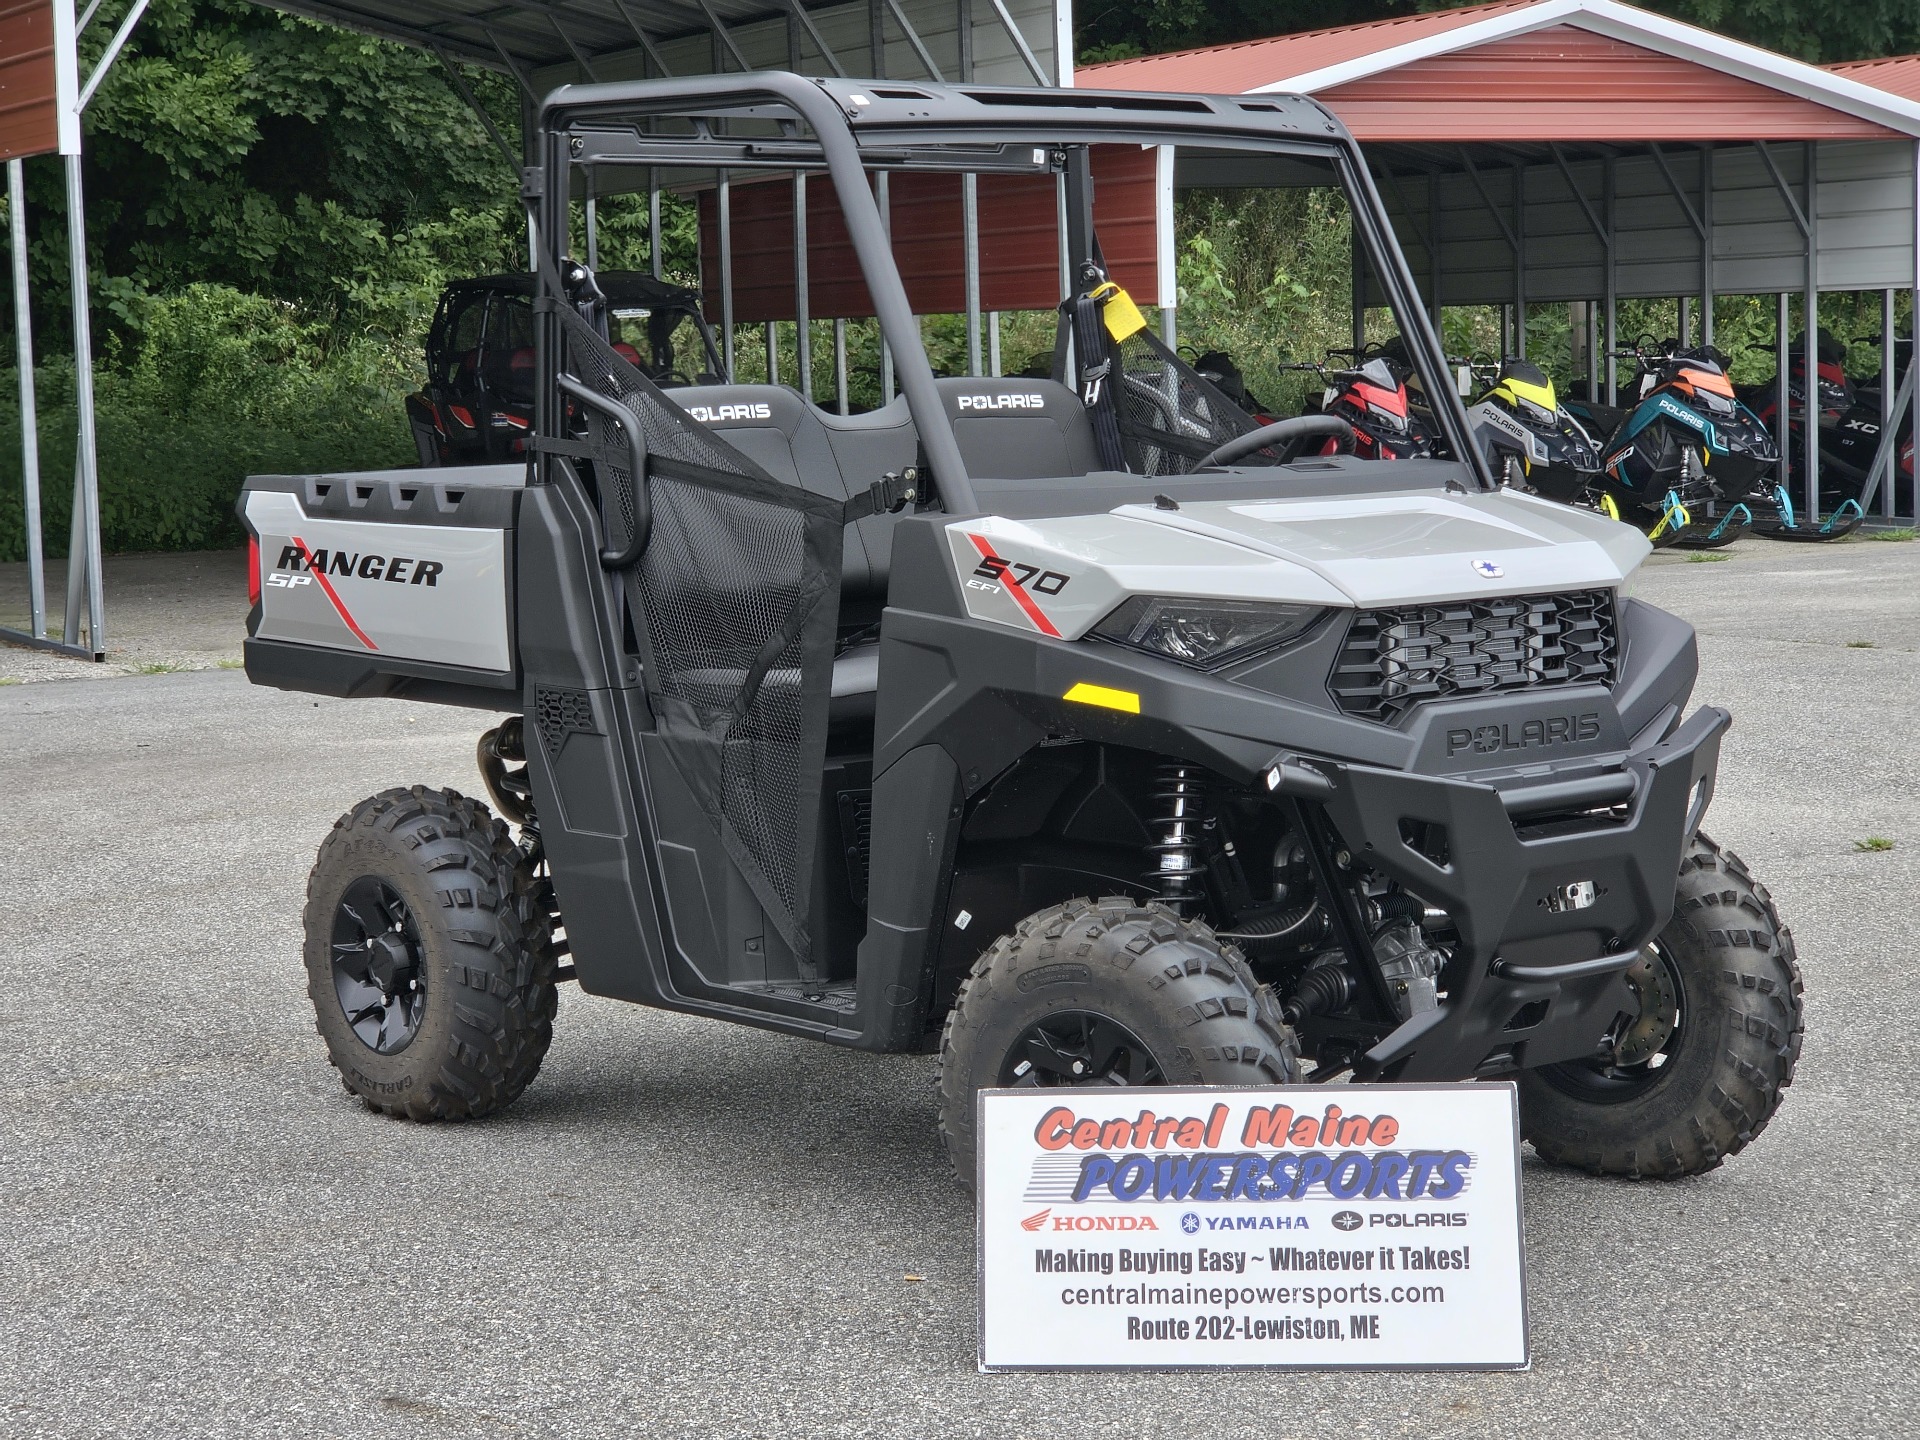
[
  {"x1": 663, "y1": 385, "x2": 918, "y2": 600},
  {"x1": 932, "y1": 377, "x2": 1100, "y2": 480}
]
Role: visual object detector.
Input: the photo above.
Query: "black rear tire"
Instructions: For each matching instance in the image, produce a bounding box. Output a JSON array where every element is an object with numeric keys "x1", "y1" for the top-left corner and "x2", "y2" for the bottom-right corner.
[
  {"x1": 303, "y1": 786, "x2": 558, "y2": 1121},
  {"x1": 936, "y1": 898, "x2": 1301, "y2": 1186},
  {"x1": 1520, "y1": 833, "x2": 1803, "y2": 1177}
]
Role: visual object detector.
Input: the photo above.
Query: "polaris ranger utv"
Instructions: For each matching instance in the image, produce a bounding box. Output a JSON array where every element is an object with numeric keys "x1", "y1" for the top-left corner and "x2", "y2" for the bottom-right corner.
[{"x1": 241, "y1": 74, "x2": 1802, "y2": 1182}]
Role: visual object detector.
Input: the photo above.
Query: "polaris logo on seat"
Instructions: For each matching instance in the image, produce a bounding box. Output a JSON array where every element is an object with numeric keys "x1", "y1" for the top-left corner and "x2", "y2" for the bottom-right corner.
[
  {"x1": 957, "y1": 392, "x2": 1045, "y2": 411},
  {"x1": 684, "y1": 402, "x2": 772, "y2": 423}
]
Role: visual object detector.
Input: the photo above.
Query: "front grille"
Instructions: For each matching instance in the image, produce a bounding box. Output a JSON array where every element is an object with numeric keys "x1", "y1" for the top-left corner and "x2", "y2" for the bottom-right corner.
[{"x1": 1329, "y1": 590, "x2": 1617, "y2": 724}]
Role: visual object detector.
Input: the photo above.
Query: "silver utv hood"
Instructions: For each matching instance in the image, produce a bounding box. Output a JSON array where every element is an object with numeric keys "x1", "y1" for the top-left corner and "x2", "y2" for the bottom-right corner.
[{"x1": 944, "y1": 486, "x2": 1649, "y2": 642}]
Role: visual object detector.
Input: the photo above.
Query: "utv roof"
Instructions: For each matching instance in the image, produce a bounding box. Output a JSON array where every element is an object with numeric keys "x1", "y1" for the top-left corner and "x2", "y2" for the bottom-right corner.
[
  {"x1": 446, "y1": 271, "x2": 703, "y2": 307},
  {"x1": 542, "y1": 73, "x2": 1356, "y2": 161}
]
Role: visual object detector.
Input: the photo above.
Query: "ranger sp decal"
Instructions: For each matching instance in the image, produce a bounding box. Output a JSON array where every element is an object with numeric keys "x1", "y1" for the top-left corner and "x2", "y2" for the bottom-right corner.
[{"x1": 288, "y1": 537, "x2": 379, "y2": 651}]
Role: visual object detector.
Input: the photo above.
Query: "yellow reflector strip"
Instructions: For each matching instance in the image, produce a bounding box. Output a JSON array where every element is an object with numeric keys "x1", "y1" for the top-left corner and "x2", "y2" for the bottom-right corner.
[{"x1": 1063, "y1": 682, "x2": 1140, "y2": 714}]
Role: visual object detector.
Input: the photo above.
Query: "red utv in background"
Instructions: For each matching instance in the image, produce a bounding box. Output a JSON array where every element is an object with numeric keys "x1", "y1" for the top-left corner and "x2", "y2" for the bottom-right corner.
[{"x1": 405, "y1": 271, "x2": 726, "y2": 466}]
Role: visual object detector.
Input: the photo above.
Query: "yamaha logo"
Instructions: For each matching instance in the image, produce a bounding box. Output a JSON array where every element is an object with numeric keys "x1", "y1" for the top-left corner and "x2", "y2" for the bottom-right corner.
[
  {"x1": 957, "y1": 392, "x2": 1045, "y2": 411},
  {"x1": 1471, "y1": 559, "x2": 1503, "y2": 579},
  {"x1": 1180, "y1": 1213, "x2": 1201, "y2": 1235}
]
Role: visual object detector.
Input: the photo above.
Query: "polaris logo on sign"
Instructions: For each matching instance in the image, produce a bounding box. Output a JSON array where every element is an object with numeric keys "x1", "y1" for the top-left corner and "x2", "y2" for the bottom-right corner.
[
  {"x1": 684, "y1": 402, "x2": 772, "y2": 423},
  {"x1": 958, "y1": 392, "x2": 1046, "y2": 411}
]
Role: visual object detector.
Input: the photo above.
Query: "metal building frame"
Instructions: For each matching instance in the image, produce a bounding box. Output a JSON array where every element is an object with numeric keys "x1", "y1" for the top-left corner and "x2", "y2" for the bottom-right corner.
[
  {"x1": 2, "y1": 0, "x2": 153, "y2": 662},
  {"x1": 1366, "y1": 136, "x2": 1920, "y2": 523}
]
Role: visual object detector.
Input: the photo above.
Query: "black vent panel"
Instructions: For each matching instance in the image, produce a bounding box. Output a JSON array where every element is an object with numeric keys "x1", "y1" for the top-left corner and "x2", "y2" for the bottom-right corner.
[
  {"x1": 533, "y1": 687, "x2": 598, "y2": 757},
  {"x1": 1330, "y1": 590, "x2": 1617, "y2": 724}
]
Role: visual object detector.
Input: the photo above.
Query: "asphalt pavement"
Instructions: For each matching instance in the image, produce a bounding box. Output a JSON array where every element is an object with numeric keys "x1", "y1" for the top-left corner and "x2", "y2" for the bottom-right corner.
[{"x1": 3, "y1": 535, "x2": 1918, "y2": 1438}]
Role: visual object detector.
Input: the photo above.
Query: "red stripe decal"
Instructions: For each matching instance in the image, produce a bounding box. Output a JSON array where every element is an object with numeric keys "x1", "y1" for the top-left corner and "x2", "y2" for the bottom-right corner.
[
  {"x1": 292, "y1": 536, "x2": 379, "y2": 651},
  {"x1": 966, "y1": 532, "x2": 1061, "y2": 638}
]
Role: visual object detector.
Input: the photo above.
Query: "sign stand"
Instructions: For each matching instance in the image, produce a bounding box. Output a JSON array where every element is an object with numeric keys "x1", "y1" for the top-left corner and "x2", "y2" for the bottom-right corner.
[{"x1": 978, "y1": 1083, "x2": 1529, "y2": 1372}]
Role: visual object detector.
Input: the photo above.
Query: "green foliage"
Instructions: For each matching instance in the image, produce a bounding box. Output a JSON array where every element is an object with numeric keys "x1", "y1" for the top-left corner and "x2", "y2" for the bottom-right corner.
[
  {"x1": 65, "y1": 0, "x2": 520, "y2": 342},
  {"x1": 0, "y1": 284, "x2": 411, "y2": 562},
  {"x1": 1855, "y1": 836, "x2": 1896, "y2": 851}
]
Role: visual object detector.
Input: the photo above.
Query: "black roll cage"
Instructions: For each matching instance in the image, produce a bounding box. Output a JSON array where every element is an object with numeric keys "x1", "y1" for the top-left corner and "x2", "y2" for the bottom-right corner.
[{"x1": 532, "y1": 71, "x2": 1495, "y2": 508}]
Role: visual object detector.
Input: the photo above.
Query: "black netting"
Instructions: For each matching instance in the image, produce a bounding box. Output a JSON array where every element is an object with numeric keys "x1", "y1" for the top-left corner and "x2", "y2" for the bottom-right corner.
[
  {"x1": 559, "y1": 306, "x2": 842, "y2": 963},
  {"x1": 1100, "y1": 319, "x2": 1268, "y2": 477}
]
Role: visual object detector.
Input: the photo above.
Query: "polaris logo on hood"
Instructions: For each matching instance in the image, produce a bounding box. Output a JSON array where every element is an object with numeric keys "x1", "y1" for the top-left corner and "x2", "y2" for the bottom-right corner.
[
  {"x1": 957, "y1": 392, "x2": 1045, "y2": 411},
  {"x1": 684, "y1": 402, "x2": 772, "y2": 423}
]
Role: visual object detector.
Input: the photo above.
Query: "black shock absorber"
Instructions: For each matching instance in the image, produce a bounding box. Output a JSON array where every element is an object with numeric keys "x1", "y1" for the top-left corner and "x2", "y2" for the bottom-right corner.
[{"x1": 1149, "y1": 763, "x2": 1207, "y2": 915}]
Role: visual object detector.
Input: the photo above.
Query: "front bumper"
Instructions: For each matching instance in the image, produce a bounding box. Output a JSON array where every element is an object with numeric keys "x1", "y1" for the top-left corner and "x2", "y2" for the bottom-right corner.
[{"x1": 1271, "y1": 704, "x2": 1728, "y2": 1081}]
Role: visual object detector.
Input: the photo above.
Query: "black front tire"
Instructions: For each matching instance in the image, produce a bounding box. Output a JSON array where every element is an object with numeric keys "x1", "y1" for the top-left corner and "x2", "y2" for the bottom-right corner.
[
  {"x1": 936, "y1": 898, "x2": 1301, "y2": 1185},
  {"x1": 1520, "y1": 833, "x2": 1803, "y2": 1177},
  {"x1": 303, "y1": 786, "x2": 558, "y2": 1121}
]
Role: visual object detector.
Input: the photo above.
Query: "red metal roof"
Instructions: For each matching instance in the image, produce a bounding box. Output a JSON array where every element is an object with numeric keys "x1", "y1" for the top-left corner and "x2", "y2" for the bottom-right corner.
[
  {"x1": 1080, "y1": 2, "x2": 1906, "y2": 142},
  {"x1": 1829, "y1": 54, "x2": 1920, "y2": 105},
  {"x1": 1319, "y1": 27, "x2": 1901, "y2": 141},
  {"x1": 1077, "y1": 0, "x2": 1537, "y2": 97}
]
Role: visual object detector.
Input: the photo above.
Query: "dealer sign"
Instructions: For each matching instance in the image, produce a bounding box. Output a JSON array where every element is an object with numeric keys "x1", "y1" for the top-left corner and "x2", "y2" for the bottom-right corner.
[{"x1": 977, "y1": 1083, "x2": 1527, "y2": 1371}]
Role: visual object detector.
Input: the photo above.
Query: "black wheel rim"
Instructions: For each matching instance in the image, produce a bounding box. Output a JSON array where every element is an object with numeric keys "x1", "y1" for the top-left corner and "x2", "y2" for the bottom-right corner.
[
  {"x1": 1537, "y1": 943, "x2": 1685, "y2": 1103},
  {"x1": 330, "y1": 877, "x2": 427, "y2": 1056},
  {"x1": 997, "y1": 1010, "x2": 1165, "y2": 1089}
]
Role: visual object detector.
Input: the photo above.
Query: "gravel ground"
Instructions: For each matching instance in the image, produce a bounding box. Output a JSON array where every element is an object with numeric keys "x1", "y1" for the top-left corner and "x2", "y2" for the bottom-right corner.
[
  {"x1": 2, "y1": 535, "x2": 1917, "y2": 1437},
  {"x1": 0, "y1": 549, "x2": 247, "y2": 683}
]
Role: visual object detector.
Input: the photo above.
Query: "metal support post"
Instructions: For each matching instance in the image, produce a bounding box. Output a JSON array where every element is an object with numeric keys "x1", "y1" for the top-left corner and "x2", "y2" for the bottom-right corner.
[
  {"x1": 719, "y1": 170, "x2": 735, "y2": 380},
  {"x1": 62, "y1": 154, "x2": 104, "y2": 658},
  {"x1": 1428, "y1": 169, "x2": 1442, "y2": 328},
  {"x1": 1805, "y1": 142, "x2": 1820, "y2": 521},
  {"x1": 585, "y1": 192, "x2": 598, "y2": 269},
  {"x1": 1604, "y1": 156, "x2": 1617, "y2": 399},
  {"x1": 1701, "y1": 144, "x2": 1714, "y2": 346},
  {"x1": 794, "y1": 171, "x2": 811, "y2": 400},
  {"x1": 648, "y1": 169, "x2": 662, "y2": 279},
  {"x1": 1350, "y1": 239, "x2": 1366, "y2": 353},
  {"x1": 962, "y1": 171, "x2": 981, "y2": 376},
  {"x1": 1776, "y1": 291, "x2": 1790, "y2": 483},
  {"x1": 877, "y1": 171, "x2": 893, "y2": 404},
  {"x1": 988, "y1": 311, "x2": 1001, "y2": 375},
  {"x1": 833, "y1": 318, "x2": 848, "y2": 414},
  {"x1": 1679, "y1": 295, "x2": 1691, "y2": 348},
  {"x1": 9, "y1": 159, "x2": 45, "y2": 641},
  {"x1": 1512, "y1": 161, "x2": 1525, "y2": 359},
  {"x1": 765, "y1": 321, "x2": 779, "y2": 384},
  {"x1": 1882, "y1": 288, "x2": 1896, "y2": 517}
]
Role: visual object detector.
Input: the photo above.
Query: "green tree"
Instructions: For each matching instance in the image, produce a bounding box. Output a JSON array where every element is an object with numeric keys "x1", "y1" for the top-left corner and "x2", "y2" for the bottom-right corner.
[{"x1": 16, "y1": 0, "x2": 523, "y2": 353}]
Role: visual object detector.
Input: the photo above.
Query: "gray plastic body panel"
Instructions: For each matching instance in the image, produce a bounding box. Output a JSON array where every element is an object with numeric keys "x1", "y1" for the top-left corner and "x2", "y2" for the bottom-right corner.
[{"x1": 242, "y1": 464, "x2": 523, "y2": 676}]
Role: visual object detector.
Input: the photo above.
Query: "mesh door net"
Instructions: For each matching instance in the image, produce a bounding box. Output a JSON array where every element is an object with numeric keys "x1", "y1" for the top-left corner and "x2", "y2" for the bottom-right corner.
[
  {"x1": 1098, "y1": 316, "x2": 1269, "y2": 477},
  {"x1": 558, "y1": 306, "x2": 843, "y2": 964}
]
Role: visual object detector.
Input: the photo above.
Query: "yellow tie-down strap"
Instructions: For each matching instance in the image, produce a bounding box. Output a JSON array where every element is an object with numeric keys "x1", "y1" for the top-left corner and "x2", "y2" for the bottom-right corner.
[{"x1": 1090, "y1": 281, "x2": 1147, "y2": 342}]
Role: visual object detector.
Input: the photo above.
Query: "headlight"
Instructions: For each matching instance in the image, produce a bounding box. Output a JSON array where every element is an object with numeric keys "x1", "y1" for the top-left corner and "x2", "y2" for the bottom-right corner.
[
  {"x1": 1517, "y1": 397, "x2": 1557, "y2": 429},
  {"x1": 1089, "y1": 596, "x2": 1325, "y2": 670}
]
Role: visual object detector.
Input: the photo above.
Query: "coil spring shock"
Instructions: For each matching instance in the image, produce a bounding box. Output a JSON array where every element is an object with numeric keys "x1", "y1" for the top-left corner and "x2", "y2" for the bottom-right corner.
[{"x1": 1148, "y1": 763, "x2": 1207, "y2": 915}]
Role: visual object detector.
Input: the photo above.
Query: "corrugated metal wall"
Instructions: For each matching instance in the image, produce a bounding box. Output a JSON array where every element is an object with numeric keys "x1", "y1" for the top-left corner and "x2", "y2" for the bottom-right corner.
[{"x1": 1379, "y1": 139, "x2": 1918, "y2": 305}]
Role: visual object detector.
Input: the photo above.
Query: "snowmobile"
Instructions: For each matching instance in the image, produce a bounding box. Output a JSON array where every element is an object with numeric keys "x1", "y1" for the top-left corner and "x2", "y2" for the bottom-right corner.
[
  {"x1": 1283, "y1": 346, "x2": 1442, "y2": 460},
  {"x1": 1565, "y1": 339, "x2": 1785, "y2": 546}
]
